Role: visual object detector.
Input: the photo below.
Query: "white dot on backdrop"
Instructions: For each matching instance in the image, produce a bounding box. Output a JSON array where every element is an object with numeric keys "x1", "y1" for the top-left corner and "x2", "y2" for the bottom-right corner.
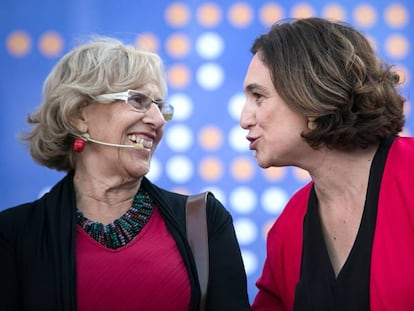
[
  {"x1": 201, "y1": 186, "x2": 226, "y2": 206},
  {"x1": 168, "y1": 93, "x2": 193, "y2": 121},
  {"x1": 228, "y1": 125, "x2": 249, "y2": 152},
  {"x1": 165, "y1": 124, "x2": 193, "y2": 152},
  {"x1": 196, "y1": 63, "x2": 224, "y2": 90},
  {"x1": 228, "y1": 92, "x2": 246, "y2": 121},
  {"x1": 146, "y1": 156, "x2": 162, "y2": 182},
  {"x1": 261, "y1": 187, "x2": 289, "y2": 214},
  {"x1": 196, "y1": 32, "x2": 224, "y2": 59},
  {"x1": 234, "y1": 217, "x2": 258, "y2": 245},
  {"x1": 241, "y1": 249, "x2": 259, "y2": 276},
  {"x1": 230, "y1": 186, "x2": 257, "y2": 214},
  {"x1": 165, "y1": 155, "x2": 194, "y2": 183},
  {"x1": 261, "y1": 187, "x2": 289, "y2": 215}
]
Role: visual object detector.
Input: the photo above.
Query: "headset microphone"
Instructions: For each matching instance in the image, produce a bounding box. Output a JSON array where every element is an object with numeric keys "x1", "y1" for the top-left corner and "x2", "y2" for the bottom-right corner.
[{"x1": 80, "y1": 133, "x2": 144, "y2": 150}]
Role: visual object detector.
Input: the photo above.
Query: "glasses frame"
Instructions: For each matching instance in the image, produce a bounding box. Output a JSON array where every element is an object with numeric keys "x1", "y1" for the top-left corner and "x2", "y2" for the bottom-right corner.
[{"x1": 94, "y1": 89, "x2": 174, "y2": 121}]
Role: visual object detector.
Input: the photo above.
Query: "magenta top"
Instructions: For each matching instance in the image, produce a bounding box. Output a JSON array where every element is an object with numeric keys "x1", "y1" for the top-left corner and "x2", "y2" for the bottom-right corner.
[{"x1": 76, "y1": 206, "x2": 191, "y2": 311}]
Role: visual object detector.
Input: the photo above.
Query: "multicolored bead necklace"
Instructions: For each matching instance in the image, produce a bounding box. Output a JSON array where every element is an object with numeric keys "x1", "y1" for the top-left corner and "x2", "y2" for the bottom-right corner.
[{"x1": 76, "y1": 189, "x2": 154, "y2": 249}]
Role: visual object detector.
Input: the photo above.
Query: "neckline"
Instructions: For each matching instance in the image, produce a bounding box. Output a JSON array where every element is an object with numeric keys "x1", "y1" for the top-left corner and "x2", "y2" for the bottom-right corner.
[
  {"x1": 294, "y1": 136, "x2": 396, "y2": 310},
  {"x1": 76, "y1": 189, "x2": 154, "y2": 249}
]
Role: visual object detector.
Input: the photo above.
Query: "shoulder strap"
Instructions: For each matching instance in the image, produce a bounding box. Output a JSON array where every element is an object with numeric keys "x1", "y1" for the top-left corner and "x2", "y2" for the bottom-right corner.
[{"x1": 186, "y1": 192, "x2": 209, "y2": 311}]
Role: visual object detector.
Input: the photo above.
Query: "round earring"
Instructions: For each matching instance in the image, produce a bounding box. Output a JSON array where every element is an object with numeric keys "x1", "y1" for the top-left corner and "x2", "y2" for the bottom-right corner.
[
  {"x1": 308, "y1": 120, "x2": 317, "y2": 130},
  {"x1": 73, "y1": 137, "x2": 86, "y2": 152}
]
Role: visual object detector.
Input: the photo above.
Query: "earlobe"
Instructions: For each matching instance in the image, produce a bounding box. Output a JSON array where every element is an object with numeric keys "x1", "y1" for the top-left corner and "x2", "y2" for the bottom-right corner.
[{"x1": 307, "y1": 117, "x2": 317, "y2": 130}]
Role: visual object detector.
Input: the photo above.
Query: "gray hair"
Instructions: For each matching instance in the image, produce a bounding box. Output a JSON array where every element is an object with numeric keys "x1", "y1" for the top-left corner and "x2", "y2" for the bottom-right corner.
[{"x1": 20, "y1": 36, "x2": 167, "y2": 171}]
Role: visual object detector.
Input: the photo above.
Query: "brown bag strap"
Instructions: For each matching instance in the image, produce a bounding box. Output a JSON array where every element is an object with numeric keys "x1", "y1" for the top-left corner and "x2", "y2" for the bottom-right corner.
[{"x1": 186, "y1": 192, "x2": 209, "y2": 311}]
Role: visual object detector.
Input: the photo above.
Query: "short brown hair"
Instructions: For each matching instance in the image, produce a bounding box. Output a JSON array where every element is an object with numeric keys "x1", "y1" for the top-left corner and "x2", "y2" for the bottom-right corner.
[{"x1": 252, "y1": 17, "x2": 405, "y2": 150}]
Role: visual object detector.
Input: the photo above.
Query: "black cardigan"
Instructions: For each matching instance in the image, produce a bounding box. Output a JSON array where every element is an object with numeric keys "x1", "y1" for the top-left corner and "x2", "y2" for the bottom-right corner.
[{"x1": 0, "y1": 172, "x2": 251, "y2": 310}]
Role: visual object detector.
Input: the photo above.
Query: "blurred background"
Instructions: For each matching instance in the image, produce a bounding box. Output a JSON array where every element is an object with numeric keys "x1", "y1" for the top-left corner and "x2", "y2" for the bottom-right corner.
[{"x1": 1, "y1": 0, "x2": 412, "y2": 302}]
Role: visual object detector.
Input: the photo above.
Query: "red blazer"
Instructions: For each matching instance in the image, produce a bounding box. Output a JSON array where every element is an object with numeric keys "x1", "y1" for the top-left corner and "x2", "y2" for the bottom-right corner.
[{"x1": 252, "y1": 136, "x2": 414, "y2": 311}]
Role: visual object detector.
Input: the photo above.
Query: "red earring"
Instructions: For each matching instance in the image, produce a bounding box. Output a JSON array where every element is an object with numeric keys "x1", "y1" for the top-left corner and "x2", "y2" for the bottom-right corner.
[{"x1": 73, "y1": 137, "x2": 86, "y2": 152}]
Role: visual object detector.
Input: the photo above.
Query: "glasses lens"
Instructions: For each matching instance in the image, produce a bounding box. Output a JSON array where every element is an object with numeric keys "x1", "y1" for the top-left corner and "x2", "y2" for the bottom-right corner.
[
  {"x1": 162, "y1": 104, "x2": 174, "y2": 121},
  {"x1": 127, "y1": 91, "x2": 152, "y2": 111}
]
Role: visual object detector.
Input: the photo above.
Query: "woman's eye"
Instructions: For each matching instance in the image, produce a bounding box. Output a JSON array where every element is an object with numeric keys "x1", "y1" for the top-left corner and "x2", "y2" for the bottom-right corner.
[
  {"x1": 129, "y1": 94, "x2": 149, "y2": 108},
  {"x1": 253, "y1": 92, "x2": 262, "y2": 99},
  {"x1": 252, "y1": 92, "x2": 264, "y2": 103}
]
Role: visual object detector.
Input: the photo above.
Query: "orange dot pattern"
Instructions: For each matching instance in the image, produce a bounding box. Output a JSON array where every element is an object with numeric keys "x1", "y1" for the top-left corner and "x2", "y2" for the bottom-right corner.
[
  {"x1": 39, "y1": 31, "x2": 63, "y2": 57},
  {"x1": 135, "y1": 33, "x2": 159, "y2": 52},
  {"x1": 230, "y1": 156, "x2": 255, "y2": 181},
  {"x1": 198, "y1": 125, "x2": 223, "y2": 150},
  {"x1": 199, "y1": 157, "x2": 223, "y2": 181},
  {"x1": 165, "y1": 3, "x2": 191, "y2": 27},
  {"x1": 291, "y1": 3, "x2": 316, "y2": 18},
  {"x1": 6, "y1": 31, "x2": 31, "y2": 57},
  {"x1": 228, "y1": 3, "x2": 254, "y2": 28},
  {"x1": 167, "y1": 64, "x2": 191, "y2": 89},
  {"x1": 385, "y1": 4, "x2": 409, "y2": 28},
  {"x1": 385, "y1": 35, "x2": 409, "y2": 59},
  {"x1": 197, "y1": 3, "x2": 222, "y2": 27},
  {"x1": 353, "y1": 4, "x2": 377, "y2": 27},
  {"x1": 259, "y1": 3, "x2": 285, "y2": 27},
  {"x1": 321, "y1": 4, "x2": 347, "y2": 20},
  {"x1": 165, "y1": 33, "x2": 191, "y2": 58},
  {"x1": 262, "y1": 166, "x2": 287, "y2": 182}
]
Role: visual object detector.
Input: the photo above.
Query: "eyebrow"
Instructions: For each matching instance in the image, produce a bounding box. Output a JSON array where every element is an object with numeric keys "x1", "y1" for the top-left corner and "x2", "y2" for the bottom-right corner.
[{"x1": 244, "y1": 83, "x2": 268, "y2": 94}]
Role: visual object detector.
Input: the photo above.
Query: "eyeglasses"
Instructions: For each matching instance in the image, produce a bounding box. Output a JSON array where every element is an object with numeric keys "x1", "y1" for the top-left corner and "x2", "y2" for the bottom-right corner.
[{"x1": 94, "y1": 89, "x2": 174, "y2": 121}]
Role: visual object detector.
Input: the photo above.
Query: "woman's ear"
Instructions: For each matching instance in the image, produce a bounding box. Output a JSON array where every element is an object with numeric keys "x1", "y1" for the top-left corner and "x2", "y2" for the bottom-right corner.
[{"x1": 69, "y1": 105, "x2": 88, "y2": 133}]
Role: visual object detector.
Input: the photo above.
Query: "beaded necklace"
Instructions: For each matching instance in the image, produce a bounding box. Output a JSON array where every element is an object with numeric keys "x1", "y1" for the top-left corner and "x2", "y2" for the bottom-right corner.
[{"x1": 76, "y1": 189, "x2": 154, "y2": 249}]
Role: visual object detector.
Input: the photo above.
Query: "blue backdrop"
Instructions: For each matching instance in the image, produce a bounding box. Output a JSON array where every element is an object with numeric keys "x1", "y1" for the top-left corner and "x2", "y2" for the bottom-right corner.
[{"x1": 1, "y1": 0, "x2": 412, "y2": 302}]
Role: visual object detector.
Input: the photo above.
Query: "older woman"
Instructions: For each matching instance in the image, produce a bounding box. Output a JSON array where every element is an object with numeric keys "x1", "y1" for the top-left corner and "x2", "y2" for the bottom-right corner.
[
  {"x1": 0, "y1": 37, "x2": 251, "y2": 311},
  {"x1": 241, "y1": 18, "x2": 414, "y2": 310}
]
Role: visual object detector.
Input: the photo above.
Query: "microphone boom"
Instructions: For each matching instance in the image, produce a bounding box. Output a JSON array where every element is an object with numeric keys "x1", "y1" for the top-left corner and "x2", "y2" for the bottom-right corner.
[{"x1": 80, "y1": 134, "x2": 143, "y2": 150}]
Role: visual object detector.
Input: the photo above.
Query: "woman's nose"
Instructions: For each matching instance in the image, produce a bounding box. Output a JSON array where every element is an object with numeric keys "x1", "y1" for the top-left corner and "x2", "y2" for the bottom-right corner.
[
  {"x1": 240, "y1": 103, "x2": 254, "y2": 129},
  {"x1": 144, "y1": 103, "x2": 166, "y2": 126}
]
